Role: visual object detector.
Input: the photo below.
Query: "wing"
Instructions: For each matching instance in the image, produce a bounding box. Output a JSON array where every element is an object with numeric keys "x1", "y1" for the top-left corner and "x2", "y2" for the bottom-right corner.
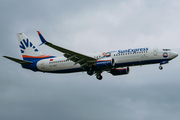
[
  {"x1": 3, "y1": 56, "x2": 33, "y2": 65},
  {"x1": 37, "y1": 31, "x2": 96, "y2": 68}
]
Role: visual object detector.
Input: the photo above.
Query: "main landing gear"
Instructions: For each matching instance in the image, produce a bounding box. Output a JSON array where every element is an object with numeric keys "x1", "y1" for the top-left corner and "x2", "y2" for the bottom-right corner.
[
  {"x1": 96, "y1": 74, "x2": 103, "y2": 80},
  {"x1": 87, "y1": 70, "x2": 103, "y2": 80},
  {"x1": 87, "y1": 71, "x2": 94, "y2": 76}
]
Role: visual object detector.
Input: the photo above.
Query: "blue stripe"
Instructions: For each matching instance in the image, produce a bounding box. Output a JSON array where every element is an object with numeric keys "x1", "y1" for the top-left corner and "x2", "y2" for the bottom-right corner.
[
  {"x1": 21, "y1": 60, "x2": 40, "y2": 71},
  {"x1": 114, "y1": 59, "x2": 171, "y2": 67},
  {"x1": 48, "y1": 68, "x2": 84, "y2": 73},
  {"x1": 23, "y1": 56, "x2": 56, "y2": 61}
]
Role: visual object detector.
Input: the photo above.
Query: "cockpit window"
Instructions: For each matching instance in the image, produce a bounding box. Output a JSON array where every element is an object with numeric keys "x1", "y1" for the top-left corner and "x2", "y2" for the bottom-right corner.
[{"x1": 163, "y1": 49, "x2": 171, "y2": 51}]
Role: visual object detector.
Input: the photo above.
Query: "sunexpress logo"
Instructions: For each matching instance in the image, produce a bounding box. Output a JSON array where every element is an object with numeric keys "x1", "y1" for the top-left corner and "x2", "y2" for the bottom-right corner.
[
  {"x1": 117, "y1": 48, "x2": 149, "y2": 54},
  {"x1": 163, "y1": 52, "x2": 168, "y2": 58},
  {"x1": 19, "y1": 39, "x2": 39, "y2": 53},
  {"x1": 102, "y1": 52, "x2": 111, "y2": 57}
]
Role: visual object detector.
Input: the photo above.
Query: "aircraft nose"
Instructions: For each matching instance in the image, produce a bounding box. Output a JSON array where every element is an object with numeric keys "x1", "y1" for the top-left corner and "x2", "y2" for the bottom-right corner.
[{"x1": 171, "y1": 51, "x2": 178, "y2": 58}]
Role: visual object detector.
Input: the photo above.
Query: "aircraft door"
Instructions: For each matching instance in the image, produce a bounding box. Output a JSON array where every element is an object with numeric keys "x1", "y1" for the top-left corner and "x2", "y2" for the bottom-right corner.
[
  {"x1": 153, "y1": 48, "x2": 158, "y2": 56},
  {"x1": 141, "y1": 50, "x2": 148, "y2": 65},
  {"x1": 39, "y1": 61, "x2": 45, "y2": 69}
]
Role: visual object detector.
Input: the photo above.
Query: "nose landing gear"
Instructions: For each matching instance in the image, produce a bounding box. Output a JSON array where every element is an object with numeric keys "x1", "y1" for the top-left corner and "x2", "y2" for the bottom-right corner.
[
  {"x1": 159, "y1": 66, "x2": 163, "y2": 70},
  {"x1": 159, "y1": 60, "x2": 169, "y2": 70}
]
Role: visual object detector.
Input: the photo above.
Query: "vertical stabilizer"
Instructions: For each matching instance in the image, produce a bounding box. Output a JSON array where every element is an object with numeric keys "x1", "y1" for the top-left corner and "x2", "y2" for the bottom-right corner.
[
  {"x1": 17, "y1": 33, "x2": 43, "y2": 57},
  {"x1": 17, "y1": 33, "x2": 55, "y2": 61}
]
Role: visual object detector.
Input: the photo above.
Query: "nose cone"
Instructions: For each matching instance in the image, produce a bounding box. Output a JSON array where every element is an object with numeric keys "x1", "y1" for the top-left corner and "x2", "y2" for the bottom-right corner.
[{"x1": 171, "y1": 51, "x2": 178, "y2": 59}]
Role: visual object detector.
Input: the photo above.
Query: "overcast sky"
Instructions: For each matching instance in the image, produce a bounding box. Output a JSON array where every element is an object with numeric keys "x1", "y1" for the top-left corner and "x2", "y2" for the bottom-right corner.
[{"x1": 1, "y1": 0, "x2": 180, "y2": 120}]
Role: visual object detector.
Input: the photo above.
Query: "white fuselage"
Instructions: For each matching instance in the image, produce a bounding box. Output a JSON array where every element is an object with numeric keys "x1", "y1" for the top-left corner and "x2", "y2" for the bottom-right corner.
[{"x1": 36, "y1": 47, "x2": 178, "y2": 73}]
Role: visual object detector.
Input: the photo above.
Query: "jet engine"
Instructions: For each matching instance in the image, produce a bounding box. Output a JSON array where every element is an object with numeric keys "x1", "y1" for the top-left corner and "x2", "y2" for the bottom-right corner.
[
  {"x1": 96, "y1": 58, "x2": 115, "y2": 68},
  {"x1": 110, "y1": 67, "x2": 130, "y2": 76}
]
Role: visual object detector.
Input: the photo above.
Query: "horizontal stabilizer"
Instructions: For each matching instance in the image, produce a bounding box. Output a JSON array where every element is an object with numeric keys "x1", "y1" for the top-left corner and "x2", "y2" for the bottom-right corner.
[{"x1": 3, "y1": 56, "x2": 33, "y2": 65}]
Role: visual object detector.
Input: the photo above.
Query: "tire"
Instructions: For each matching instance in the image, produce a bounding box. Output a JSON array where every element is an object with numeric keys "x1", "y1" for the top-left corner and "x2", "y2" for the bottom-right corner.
[
  {"x1": 159, "y1": 66, "x2": 163, "y2": 70},
  {"x1": 96, "y1": 75, "x2": 103, "y2": 80}
]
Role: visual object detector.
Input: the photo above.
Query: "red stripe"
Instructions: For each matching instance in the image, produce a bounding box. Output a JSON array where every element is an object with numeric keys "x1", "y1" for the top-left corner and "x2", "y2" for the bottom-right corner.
[
  {"x1": 96, "y1": 60, "x2": 111, "y2": 62},
  {"x1": 116, "y1": 68, "x2": 126, "y2": 70},
  {"x1": 22, "y1": 55, "x2": 52, "y2": 58}
]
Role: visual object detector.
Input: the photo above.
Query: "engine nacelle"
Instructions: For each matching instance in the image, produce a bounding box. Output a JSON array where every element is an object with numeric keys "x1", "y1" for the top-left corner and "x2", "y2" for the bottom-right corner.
[
  {"x1": 110, "y1": 67, "x2": 130, "y2": 76},
  {"x1": 96, "y1": 58, "x2": 115, "y2": 68}
]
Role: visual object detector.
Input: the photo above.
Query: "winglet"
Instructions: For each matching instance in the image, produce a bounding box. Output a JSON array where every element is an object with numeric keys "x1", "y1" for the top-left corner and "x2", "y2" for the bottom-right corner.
[{"x1": 37, "y1": 31, "x2": 47, "y2": 46}]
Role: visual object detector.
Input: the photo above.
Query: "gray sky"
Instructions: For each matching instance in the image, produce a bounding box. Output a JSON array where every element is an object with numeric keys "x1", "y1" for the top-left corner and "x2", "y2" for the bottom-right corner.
[{"x1": 1, "y1": 0, "x2": 180, "y2": 120}]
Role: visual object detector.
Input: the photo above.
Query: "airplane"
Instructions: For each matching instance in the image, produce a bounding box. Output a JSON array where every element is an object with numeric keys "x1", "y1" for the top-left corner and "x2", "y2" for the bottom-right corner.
[{"x1": 3, "y1": 31, "x2": 178, "y2": 80}]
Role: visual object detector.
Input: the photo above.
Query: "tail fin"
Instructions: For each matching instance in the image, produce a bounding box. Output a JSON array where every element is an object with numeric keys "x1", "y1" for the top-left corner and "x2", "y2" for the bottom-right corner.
[
  {"x1": 17, "y1": 33, "x2": 53, "y2": 61},
  {"x1": 17, "y1": 33, "x2": 43, "y2": 56}
]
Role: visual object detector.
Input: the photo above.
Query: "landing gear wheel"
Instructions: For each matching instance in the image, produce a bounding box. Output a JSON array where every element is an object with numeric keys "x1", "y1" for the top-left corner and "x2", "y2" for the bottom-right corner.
[
  {"x1": 96, "y1": 75, "x2": 103, "y2": 80},
  {"x1": 159, "y1": 66, "x2": 163, "y2": 70},
  {"x1": 87, "y1": 71, "x2": 94, "y2": 76}
]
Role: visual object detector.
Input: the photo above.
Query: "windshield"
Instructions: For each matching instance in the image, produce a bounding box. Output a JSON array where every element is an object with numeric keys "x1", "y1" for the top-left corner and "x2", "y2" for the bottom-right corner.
[{"x1": 163, "y1": 49, "x2": 171, "y2": 51}]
